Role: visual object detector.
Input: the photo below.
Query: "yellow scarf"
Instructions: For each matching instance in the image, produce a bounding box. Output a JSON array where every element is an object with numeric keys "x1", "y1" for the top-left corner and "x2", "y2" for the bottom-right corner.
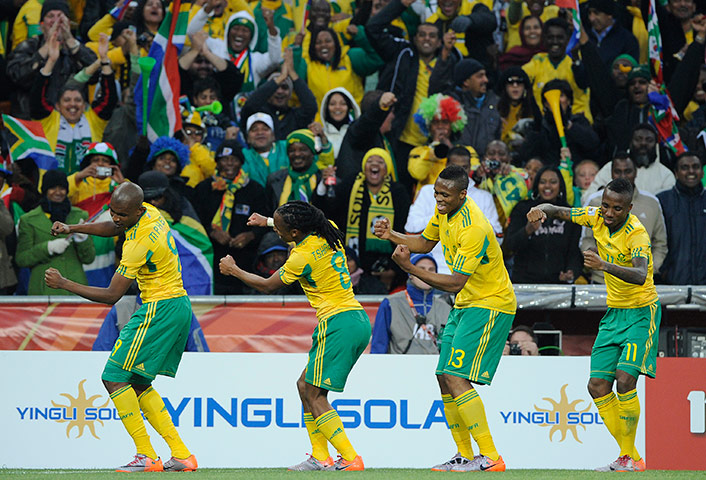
[{"x1": 211, "y1": 170, "x2": 250, "y2": 231}]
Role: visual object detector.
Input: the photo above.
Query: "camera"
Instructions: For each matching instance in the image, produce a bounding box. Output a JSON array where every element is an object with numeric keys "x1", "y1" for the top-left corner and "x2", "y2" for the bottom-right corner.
[
  {"x1": 137, "y1": 32, "x2": 153, "y2": 47},
  {"x1": 509, "y1": 343, "x2": 522, "y2": 355},
  {"x1": 95, "y1": 166, "x2": 113, "y2": 177},
  {"x1": 370, "y1": 257, "x2": 391, "y2": 273},
  {"x1": 485, "y1": 159, "x2": 501, "y2": 171},
  {"x1": 414, "y1": 313, "x2": 427, "y2": 326},
  {"x1": 433, "y1": 142, "x2": 450, "y2": 159}
]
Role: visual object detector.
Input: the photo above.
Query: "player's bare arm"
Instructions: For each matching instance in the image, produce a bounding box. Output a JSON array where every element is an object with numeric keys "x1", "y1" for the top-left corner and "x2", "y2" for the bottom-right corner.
[
  {"x1": 583, "y1": 250, "x2": 648, "y2": 285},
  {"x1": 44, "y1": 269, "x2": 133, "y2": 304},
  {"x1": 219, "y1": 254, "x2": 286, "y2": 294},
  {"x1": 373, "y1": 218, "x2": 437, "y2": 253},
  {"x1": 391, "y1": 245, "x2": 468, "y2": 293},
  {"x1": 526, "y1": 203, "x2": 572, "y2": 223},
  {"x1": 51, "y1": 220, "x2": 122, "y2": 237}
]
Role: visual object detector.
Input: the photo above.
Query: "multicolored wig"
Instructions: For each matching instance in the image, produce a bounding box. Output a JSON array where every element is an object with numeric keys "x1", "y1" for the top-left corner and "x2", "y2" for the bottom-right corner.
[{"x1": 413, "y1": 94, "x2": 467, "y2": 138}]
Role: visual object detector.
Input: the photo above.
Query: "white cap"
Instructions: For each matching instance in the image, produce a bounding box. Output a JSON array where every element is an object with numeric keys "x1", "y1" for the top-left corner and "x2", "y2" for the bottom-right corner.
[{"x1": 246, "y1": 112, "x2": 274, "y2": 132}]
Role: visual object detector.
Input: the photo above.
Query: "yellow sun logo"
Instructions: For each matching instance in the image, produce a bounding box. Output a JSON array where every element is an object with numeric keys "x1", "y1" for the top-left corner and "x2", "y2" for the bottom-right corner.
[
  {"x1": 51, "y1": 379, "x2": 110, "y2": 439},
  {"x1": 534, "y1": 384, "x2": 592, "y2": 444}
]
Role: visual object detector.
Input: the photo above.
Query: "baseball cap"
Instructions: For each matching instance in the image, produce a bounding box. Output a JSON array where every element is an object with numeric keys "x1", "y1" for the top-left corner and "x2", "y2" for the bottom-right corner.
[{"x1": 246, "y1": 112, "x2": 274, "y2": 132}]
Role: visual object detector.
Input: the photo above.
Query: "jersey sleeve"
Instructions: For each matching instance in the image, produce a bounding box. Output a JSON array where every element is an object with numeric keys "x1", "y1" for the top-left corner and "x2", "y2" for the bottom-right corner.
[
  {"x1": 116, "y1": 239, "x2": 148, "y2": 279},
  {"x1": 628, "y1": 228, "x2": 651, "y2": 261},
  {"x1": 278, "y1": 247, "x2": 308, "y2": 285},
  {"x1": 421, "y1": 209, "x2": 441, "y2": 242},
  {"x1": 451, "y1": 225, "x2": 488, "y2": 277},
  {"x1": 570, "y1": 206, "x2": 599, "y2": 228}
]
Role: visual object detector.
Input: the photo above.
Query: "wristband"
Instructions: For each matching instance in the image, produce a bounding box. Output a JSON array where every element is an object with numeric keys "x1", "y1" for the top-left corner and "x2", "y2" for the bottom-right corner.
[
  {"x1": 101, "y1": 61, "x2": 111, "y2": 65},
  {"x1": 267, "y1": 217, "x2": 274, "y2": 227}
]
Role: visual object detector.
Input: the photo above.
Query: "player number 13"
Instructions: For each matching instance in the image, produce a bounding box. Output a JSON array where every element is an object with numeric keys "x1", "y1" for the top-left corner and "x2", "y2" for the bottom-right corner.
[{"x1": 448, "y1": 348, "x2": 465, "y2": 368}]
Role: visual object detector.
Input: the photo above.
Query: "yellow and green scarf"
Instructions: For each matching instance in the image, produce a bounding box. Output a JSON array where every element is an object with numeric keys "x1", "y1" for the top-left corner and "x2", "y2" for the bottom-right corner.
[
  {"x1": 278, "y1": 162, "x2": 319, "y2": 206},
  {"x1": 211, "y1": 170, "x2": 250, "y2": 231}
]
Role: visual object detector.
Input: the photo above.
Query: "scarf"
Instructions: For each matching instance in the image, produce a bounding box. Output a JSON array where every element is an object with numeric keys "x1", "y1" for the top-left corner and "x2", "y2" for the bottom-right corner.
[
  {"x1": 211, "y1": 170, "x2": 250, "y2": 231},
  {"x1": 40, "y1": 197, "x2": 72, "y2": 223},
  {"x1": 346, "y1": 173, "x2": 395, "y2": 255},
  {"x1": 230, "y1": 49, "x2": 254, "y2": 92},
  {"x1": 278, "y1": 162, "x2": 318, "y2": 206},
  {"x1": 56, "y1": 114, "x2": 93, "y2": 175}
]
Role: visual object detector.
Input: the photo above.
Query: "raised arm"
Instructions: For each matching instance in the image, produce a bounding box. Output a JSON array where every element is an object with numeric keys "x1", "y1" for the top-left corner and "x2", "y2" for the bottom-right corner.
[
  {"x1": 526, "y1": 202, "x2": 573, "y2": 224},
  {"x1": 391, "y1": 244, "x2": 468, "y2": 293},
  {"x1": 373, "y1": 217, "x2": 437, "y2": 253},
  {"x1": 583, "y1": 250, "x2": 648, "y2": 285},
  {"x1": 51, "y1": 220, "x2": 123, "y2": 238}
]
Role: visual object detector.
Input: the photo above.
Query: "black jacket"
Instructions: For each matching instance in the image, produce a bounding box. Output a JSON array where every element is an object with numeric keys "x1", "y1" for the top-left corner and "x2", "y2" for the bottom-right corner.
[
  {"x1": 586, "y1": 22, "x2": 639, "y2": 69},
  {"x1": 519, "y1": 112, "x2": 600, "y2": 167}
]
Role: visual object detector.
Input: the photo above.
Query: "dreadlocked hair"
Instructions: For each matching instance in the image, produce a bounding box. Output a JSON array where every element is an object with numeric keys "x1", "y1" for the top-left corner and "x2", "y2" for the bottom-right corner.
[{"x1": 276, "y1": 201, "x2": 344, "y2": 251}]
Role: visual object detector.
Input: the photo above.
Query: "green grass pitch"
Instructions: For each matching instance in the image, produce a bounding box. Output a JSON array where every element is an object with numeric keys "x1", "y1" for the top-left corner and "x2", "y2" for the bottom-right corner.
[{"x1": 0, "y1": 469, "x2": 702, "y2": 479}]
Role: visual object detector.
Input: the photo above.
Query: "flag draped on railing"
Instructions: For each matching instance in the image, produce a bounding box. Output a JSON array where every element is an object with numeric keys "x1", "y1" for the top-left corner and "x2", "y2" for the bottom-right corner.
[{"x1": 135, "y1": 0, "x2": 190, "y2": 142}]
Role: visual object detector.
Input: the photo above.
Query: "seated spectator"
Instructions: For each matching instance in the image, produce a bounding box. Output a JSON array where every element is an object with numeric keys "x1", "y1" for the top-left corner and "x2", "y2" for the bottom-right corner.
[
  {"x1": 345, "y1": 246, "x2": 388, "y2": 294},
  {"x1": 573, "y1": 159, "x2": 599, "y2": 197},
  {"x1": 585, "y1": 0, "x2": 639, "y2": 69},
  {"x1": 582, "y1": 154, "x2": 668, "y2": 284},
  {"x1": 657, "y1": 153, "x2": 706, "y2": 285},
  {"x1": 504, "y1": 166, "x2": 582, "y2": 284},
  {"x1": 319, "y1": 87, "x2": 360, "y2": 160},
  {"x1": 16, "y1": 169, "x2": 95, "y2": 295},
  {"x1": 406, "y1": 145, "x2": 501, "y2": 274},
  {"x1": 371, "y1": 253, "x2": 452, "y2": 354},
  {"x1": 191, "y1": 77, "x2": 240, "y2": 153},
  {"x1": 498, "y1": 15, "x2": 545, "y2": 71},
  {"x1": 242, "y1": 112, "x2": 290, "y2": 187},
  {"x1": 175, "y1": 106, "x2": 217, "y2": 187},
  {"x1": 194, "y1": 140, "x2": 268, "y2": 294},
  {"x1": 497, "y1": 67, "x2": 541, "y2": 152},
  {"x1": 133, "y1": 136, "x2": 194, "y2": 205},
  {"x1": 523, "y1": 157, "x2": 544, "y2": 189},
  {"x1": 29, "y1": 32, "x2": 116, "y2": 174},
  {"x1": 584, "y1": 123, "x2": 676, "y2": 202},
  {"x1": 8, "y1": 1, "x2": 97, "y2": 119},
  {"x1": 245, "y1": 231, "x2": 303, "y2": 295},
  {"x1": 241, "y1": 48, "x2": 318, "y2": 141},
  {"x1": 502, "y1": 325, "x2": 539, "y2": 356},
  {"x1": 407, "y1": 93, "x2": 468, "y2": 198}
]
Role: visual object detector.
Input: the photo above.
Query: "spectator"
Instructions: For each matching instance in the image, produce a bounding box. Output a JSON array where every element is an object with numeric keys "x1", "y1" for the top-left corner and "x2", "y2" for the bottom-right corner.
[
  {"x1": 643, "y1": 0, "x2": 695, "y2": 82},
  {"x1": 319, "y1": 87, "x2": 361, "y2": 160},
  {"x1": 574, "y1": 159, "x2": 600, "y2": 197},
  {"x1": 0, "y1": 162, "x2": 17, "y2": 294},
  {"x1": 175, "y1": 106, "x2": 217, "y2": 187},
  {"x1": 345, "y1": 246, "x2": 388, "y2": 294},
  {"x1": 88, "y1": 0, "x2": 164, "y2": 40},
  {"x1": 505, "y1": 0, "x2": 559, "y2": 51},
  {"x1": 584, "y1": 123, "x2": 676, "y2": 202},
  {"x1": 371, "y1": 253, "x2": 452, "y2": 354},
  {"x1": 134, "y1": 136, "x2": 194, "y2": 203},
  {"x1": 582, "y1": 154, "x2": 668, "y2": 284},
  {"x1": 194, "y1": 140, "x2": 268, "y2": 294},
  {"x1": 585, "y1": 0, "x2": 639, "y2": 68},
  {"x1": 15, "y1": 169, "x2": 95, "y2": 295},
  {"x1": 498, "y1": 15, "x2": 545, "y2": 71},
  {"x1": 523, "y1": 157, "x2": 544, "y2": 188},
  {"x1": 252, "y1": 0, "x2": 293, "y2": 52},
  {"x1": 8, "y1": 1, "x2": 97, "y2": 119},
  {"x1": 191, "y1": 76, "x2": 240, "y2": 153},
  {"x1": 186, "y1": 0, "x2": 253, "y2": 43},
  {"x1": 242, "y1": 112, "x2": 290, "y2": 187},
  {"x1": 29, "y1": 32, "x2": 116, "y2": 174},
  {"x1": 502, "y1": 325, "x2": 539, "y2": 356},
  {"x1": 504, "y1": 166, "x2": 583, "y2": 284},
  {"x1": 427, "y1": 0, "x2": 496, "y2": 65},
  {"x1": 241, "y1": 48, "x2": 318, "y2": 141},
  {"x1": 657, "y1": 152, "x2": 706, "y2": 285},
  {"x1": 497, "y1": 67, "x2": 541, "y2": 152},
  {"x1": 245, "y1": 231, "x2": 303, "y2": 295}
]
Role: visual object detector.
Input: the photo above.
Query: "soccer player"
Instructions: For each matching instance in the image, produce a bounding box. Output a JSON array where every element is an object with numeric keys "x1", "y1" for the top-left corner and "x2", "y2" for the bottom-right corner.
[
  {"x1": 527, "y1": 178, "x2": 658, "y2": 472},
  {"x1": 219, "y1": 201, "x2": 370, "y2": 471},
  {"x1": 374, "y1": 165, "x2": 515, "y2": 472},
  {"x1": 44, "y1": 183, "x2": 197, "y2": 473}
]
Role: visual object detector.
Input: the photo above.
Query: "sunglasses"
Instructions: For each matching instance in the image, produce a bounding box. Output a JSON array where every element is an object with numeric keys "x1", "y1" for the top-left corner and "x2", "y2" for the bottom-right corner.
[
  {"x1": 184, "y1": 128, "x2": 204, "y2": 136},
  {"x1": 506, "y1": 77, "x2": 524, "y2": 86}
]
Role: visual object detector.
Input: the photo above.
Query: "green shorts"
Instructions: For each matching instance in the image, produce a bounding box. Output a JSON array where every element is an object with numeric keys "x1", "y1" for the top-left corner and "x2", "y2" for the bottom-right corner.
[
  {"x1": 305, "y1": 309, "x2": 371, "y2": 393},
  {"x1": 436, "y1": 307, "x2": 514, "y2": 385},
  {"x1": 590, "y1": 300, "x2": 661, "y2": 381},
  {"x1": 102, "y1": 296, "x2": 192, "y2": 384}
]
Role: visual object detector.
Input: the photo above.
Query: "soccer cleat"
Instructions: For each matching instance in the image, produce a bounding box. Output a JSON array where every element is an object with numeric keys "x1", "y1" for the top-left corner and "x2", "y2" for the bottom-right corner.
[
  {"x1": 431, "y1": 452, "x2": 472, "y2": 471},
  {"x1": 451, "y1": 454, "x2": 506, "y2": 472},
  {"x1": 595, "y1": 455, "x2": 635, "y2": 472},
  {"x1": 287, "y1": 455, "x2": 334, "y2": 471},
  {"x1": 333, "y1": 455, "x2": 365, "y2": 471},
  {"x1": 634, "y1": 457, "x2": 646, "y2": 472},
  {"x1": 115, "y1": 454, "x2": 163, "y2": 472},
  {"x1": 163, "y1": 454, "x2": 198, "y2": 472}
]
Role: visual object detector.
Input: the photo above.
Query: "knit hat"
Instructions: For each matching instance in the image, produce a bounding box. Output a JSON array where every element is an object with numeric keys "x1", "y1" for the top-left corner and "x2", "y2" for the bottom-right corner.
[
  {"x1": 410, "y1": 253, "x2": 437, "y2": 269},
  {"x1": 41, "y1": 169, "x2": 69, "y2": 194},
  {"x1": 138, "y1": 170, "x2": 169, "y2": 200},
  {"x1": 286, "y1": 129, "x2": 316, "y2": 154},
  {"x1": 146, "y1": 136, "x2": 191, "y2": 172},
  {"x1": 588, "y1": 0, "x2": 615, "y2": 16},
  {"x1": 41, "y1": 0, "x2": 70, "y2": 21},
  {"x1": 215, "y1": 139, "x2": 245, "y2": 161},
  {"x1": 361, "y1": 147, "x2": 394, "y2": 175},
  {"x1": 454, "y1": 58, "x2": 485, "y2": 87},
  {"x1": 230, "y1": 16, "x2": 255, "y2": 35},
  {"x1": 246, "y1": 112, "x2": 274, "y2": 132},
  {"x1": 79, "y1": 142, "x2": 119, "y2": 170},
  {"x1": 627, "y1": 65, "x2": 651, "y2": 84},
  {"x1": 612, "y1": 54, "x2": 638, "y2": 70}
]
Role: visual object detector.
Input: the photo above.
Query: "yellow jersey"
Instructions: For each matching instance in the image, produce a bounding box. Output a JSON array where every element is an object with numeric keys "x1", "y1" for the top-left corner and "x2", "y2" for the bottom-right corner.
[
  {"x1": 570, "y1": 206, "x2": 658, "y2": 308},
  {"x1": 116, "y1": 203, "x2": 187, "y2": 303},
  {"x1": 279, "y1": 233, "x2": 362, "y2": 321},
  {"x1": 422, "y1": 198, "x2": 516, "y2": 313}
]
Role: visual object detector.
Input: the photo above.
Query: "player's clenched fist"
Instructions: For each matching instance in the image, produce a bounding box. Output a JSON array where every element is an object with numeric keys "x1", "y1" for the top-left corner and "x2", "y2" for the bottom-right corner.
[
  {"x1": 219, "y1": 255, "x2": 238, "y2": 276},
  {"x1": 51, "y1": 221, "x2": 70, "y2": 236},
  {"x1": 247, "y1": 213, "x2": 268, "y2": 227},
  {"x1": 582, "y1": 249, "x2": 604, "y2": 271},
  {"x1": 44, "y1": 267, "x2": 65, "y2": 289},
  {"x1": 391, "y1": 244, "x2": 412, "y2": 269},
  {"x1": 373, "y1": 218, "x2": 391, "y2": 239},
  {"x1": 526, "y1": 207, "x2": 547, "y2": 224}
]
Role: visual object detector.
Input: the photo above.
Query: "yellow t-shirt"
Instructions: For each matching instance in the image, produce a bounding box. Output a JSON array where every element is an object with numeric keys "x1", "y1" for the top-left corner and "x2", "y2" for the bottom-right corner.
[
  {"x1": 427, "y1": 0, "x2": 493, "y2": 57},
  {"x1": 422, "y1": 198, "x2": 516, "y2": 313},
  {"x1": 116, "y1": 203, "x2": 187, "y2": 303},
  {"x1": 505, "y1": 4, "x2": 559, "y2": 51},
  {"x1": 523, "y1": 53, "x2": 593, "y2": 123},
  {"x1": 279, "y1": 233, "x2": 362, "y2": 321},
  {"x1": 570, "y1": 206, "x2": 658, "y2": 308},
  {"x1": 399, "y1": 58, "x2": 436, "y2": 147}
]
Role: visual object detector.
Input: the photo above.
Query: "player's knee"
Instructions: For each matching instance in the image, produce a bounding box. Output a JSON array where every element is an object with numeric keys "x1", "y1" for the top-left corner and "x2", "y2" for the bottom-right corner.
[
  {"x1": 615, "y1": 371, "x2": 637, "y2": 394},
  {"x1": 587, "y1": 377, "x2": 610, "y2": 398},
  {"x1": 436, "y1": 374, "x2": 448, "y2": 393}
]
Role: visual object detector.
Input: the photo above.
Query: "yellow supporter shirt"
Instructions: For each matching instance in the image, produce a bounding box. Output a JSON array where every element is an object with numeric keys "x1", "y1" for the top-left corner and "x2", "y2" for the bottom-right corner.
[
  {"x1": 505, "y1": 4, "x2": 559, "y2": 50},
  {"x1": 570, "y1": 206, "x2": 658, "y2": 308},
  {"x1": 116, "y1": 203, "x2": 187, "y2": 303},
  {"x1": 523, "y1": 53, "x2": 593, "y2": 123},
  {"x1": 279, "y1": 233, "x2": 362, "y2": 321},
  {"x1": 422, "y1": 198, "x2": 516, "y2": 313},
  {"x1": 399, "y1": 58, "x2": 436, "y2": 147},
  {"x1": 427, "y1": 0, "x2": 492, "y2": 57}
]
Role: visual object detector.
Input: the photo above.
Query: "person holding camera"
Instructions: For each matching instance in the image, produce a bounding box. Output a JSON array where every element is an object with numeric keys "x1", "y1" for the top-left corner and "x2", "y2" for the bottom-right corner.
[
  {"x1": 503, "y1": 325, "x2": 539, "y2": 356},
  {"x1": 371, "y1": 253, "x2": 452, "y2": 354}
]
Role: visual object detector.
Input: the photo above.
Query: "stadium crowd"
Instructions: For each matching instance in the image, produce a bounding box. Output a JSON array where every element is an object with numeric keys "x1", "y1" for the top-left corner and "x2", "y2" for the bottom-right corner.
[{"x1": 0, "y1": 0, "x2": 705, "y2": 298}]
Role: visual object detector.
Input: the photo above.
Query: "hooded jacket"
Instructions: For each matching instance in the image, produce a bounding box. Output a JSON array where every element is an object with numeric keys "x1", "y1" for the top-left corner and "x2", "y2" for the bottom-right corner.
[{"x1": 320, "y1": 87, "x2": 361, "y2": 159}]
